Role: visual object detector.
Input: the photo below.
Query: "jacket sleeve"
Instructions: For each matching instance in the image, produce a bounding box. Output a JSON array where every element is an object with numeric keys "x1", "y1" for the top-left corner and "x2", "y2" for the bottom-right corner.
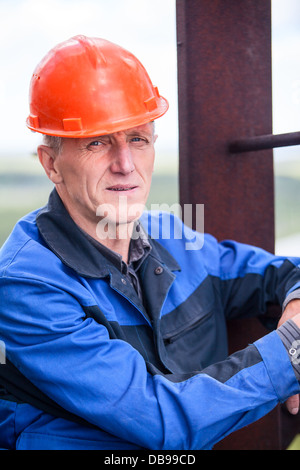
[
  {"x1": 214, "y1": 238, "x2": 300, "y2": 321},
  {"x1": 0, "y1": 275, "x2": 299, "y2": 450}
]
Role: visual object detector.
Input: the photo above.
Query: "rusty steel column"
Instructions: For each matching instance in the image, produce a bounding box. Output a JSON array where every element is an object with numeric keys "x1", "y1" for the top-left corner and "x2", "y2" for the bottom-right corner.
[
  {"x1": 176, "y1": 0, "x2": 283, "y2": 450},
  {"x1": 176, "y1": 0, "x2": 274, "y2": 248}
]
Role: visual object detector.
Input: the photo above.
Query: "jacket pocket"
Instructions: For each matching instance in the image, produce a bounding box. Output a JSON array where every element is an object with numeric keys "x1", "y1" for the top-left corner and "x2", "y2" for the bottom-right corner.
[
  {"x1": 163, "y1": 311, "x2": 213, "y2": 344},
  {"x1": 160, "y1": 306, "x2": 218, "y2": 374}
]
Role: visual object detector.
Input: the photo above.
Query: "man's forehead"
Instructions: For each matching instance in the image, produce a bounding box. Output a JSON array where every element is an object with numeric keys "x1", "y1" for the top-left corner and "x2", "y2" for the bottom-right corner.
[
  {"x1": 109, "y1": 122, "x2": 154, "y2": 136},
  {"x1": 83, "y1": 122, "x2": 154, "y2": 141}
]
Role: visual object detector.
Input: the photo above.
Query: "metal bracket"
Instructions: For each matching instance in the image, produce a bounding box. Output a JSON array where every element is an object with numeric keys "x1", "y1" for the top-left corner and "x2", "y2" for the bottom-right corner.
[{"x1": 229, "y1": 131, "x2": 300, "y2": 153}]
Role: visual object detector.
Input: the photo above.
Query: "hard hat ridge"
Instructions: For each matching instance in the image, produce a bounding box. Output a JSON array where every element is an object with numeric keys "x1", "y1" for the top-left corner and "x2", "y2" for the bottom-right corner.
[
  {"x1": 26, "y1": 35, "x2": 169, "y2": 138},
  {"x1": 75, "y1": 35, "x2": 107, "y2": 68}
]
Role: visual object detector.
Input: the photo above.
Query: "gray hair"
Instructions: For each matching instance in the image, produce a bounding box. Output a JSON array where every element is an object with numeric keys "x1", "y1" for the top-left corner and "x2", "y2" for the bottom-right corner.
[{"x1": 42, "y1": 135, "x2": 64, "y2": 155}]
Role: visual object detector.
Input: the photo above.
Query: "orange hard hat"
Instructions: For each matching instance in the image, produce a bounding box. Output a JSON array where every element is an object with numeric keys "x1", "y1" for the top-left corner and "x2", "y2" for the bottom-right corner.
[{"x1": 26, "y1": 35, "x2": 169, "y2": 137}]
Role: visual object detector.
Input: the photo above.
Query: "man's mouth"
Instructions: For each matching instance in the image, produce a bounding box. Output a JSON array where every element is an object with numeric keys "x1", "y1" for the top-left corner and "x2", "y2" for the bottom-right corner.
[{"x1": 107, "y1": 185, "x2": 138, "y2": 192}]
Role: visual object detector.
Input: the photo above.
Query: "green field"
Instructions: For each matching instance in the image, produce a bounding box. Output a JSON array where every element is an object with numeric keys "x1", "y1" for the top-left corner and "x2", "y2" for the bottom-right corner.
[
  {"x1": 0, "y1": 153, "x2": 300, "y2": 247},
  {"x1": 0, "y1": 154, "x2": 179, "y2": 246},
  {"x1": 274, "y1": 158, "x2": 300, "y2": 239}
]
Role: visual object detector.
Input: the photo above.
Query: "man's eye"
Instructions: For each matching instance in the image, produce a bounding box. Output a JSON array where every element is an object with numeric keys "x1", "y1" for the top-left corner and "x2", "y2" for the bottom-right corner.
[
  {"x1": 89, "y1": 141, "x2": 103, "y2": 146},
  {"x1": 87, "y1": 141, "x2": 105, "y2": 150},
  {"x1": 131, "y1": 137, "x2": 148, "y2": 143}
]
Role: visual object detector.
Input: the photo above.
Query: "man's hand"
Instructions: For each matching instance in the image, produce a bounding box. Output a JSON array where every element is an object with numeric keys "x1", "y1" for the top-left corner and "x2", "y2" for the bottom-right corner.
[{"x1": 278, "y1": 302, "x2": 300, "y2": 415}]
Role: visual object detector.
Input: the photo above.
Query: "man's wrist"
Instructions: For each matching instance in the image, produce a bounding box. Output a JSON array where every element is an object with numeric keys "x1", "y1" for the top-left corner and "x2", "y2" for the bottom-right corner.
[
  {"x1": 282, "y1": 290, "x2": 300, "y2": 313},
  {"x1": 277, "y1": 319, "x2": 300, "y2": 381}
]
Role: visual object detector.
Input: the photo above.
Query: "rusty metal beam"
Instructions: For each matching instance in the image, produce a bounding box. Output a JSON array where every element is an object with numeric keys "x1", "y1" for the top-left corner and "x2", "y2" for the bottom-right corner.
[
  {"x1": 176, "y1": 0, "x2": 284, "y2": 450},
  {"x1": 176, "y1": 0, "x2": 274, "y2": 249}
]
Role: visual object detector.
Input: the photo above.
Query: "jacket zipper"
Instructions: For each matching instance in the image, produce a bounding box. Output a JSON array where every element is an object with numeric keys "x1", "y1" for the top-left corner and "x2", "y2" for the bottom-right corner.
[{"x1": 163, "y1": 311, "x2": 213, "y2": 344}]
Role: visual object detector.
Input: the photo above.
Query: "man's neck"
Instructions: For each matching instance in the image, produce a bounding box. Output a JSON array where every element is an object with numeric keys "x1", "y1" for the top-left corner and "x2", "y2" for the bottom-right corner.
[
  {"x1": 56, "y1": 189, "x2": 134, "y2": 263},
  {"x1": 98, "y1": 232, "x2": 132, "y2": 264},
  {"x1": 76, "y1": 215, "x2": 133, "y2": 263}
]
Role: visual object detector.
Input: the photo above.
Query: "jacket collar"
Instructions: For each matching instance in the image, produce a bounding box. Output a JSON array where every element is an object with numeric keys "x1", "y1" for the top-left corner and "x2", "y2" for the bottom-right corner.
[{"x1": 36, "y1": 189, "x2": 180, "y2": 278}]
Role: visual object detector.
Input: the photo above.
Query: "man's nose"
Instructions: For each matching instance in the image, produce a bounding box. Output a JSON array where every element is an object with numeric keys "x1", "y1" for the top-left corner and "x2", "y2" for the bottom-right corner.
[{"x1": 110, "y1": 143, "x2": 135, "y2": 174}]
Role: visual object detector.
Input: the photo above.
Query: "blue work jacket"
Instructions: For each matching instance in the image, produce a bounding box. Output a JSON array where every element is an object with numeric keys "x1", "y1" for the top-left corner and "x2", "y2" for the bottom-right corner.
[{"x1": 0, "y1": 189, "x2": 299, "y2": 450}]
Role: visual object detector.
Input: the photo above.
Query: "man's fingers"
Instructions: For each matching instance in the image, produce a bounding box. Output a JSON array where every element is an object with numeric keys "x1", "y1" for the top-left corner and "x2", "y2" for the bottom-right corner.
[{"x1": 286, "y1": 394, "x2": 299, "y2": 415}]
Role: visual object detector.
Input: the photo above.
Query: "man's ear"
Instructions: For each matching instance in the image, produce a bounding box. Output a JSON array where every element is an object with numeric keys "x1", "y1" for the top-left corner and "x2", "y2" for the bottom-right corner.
[{"x1": 37, "y1": 145, "x2": 63, "y2": 184}]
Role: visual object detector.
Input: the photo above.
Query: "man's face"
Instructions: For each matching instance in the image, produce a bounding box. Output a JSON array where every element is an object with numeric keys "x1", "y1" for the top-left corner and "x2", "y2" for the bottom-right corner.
[{"x1": 50, "y1": 122, "x2": 156, "y2": 235}]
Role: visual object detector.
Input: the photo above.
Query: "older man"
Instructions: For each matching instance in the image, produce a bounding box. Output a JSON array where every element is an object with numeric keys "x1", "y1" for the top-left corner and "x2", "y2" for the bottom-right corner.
[{"x1": 0, "y1": 35, "x2": 300, "y2": 450}]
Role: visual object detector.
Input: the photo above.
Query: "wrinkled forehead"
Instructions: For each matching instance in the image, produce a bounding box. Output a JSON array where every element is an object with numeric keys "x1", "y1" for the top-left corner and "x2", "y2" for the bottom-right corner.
[
  {"x1": 43, "y1": 121, "x2": 156, "y2": 154},
  {"x1": 91, "y1": 121, "x2": 155, "y2": 140}
]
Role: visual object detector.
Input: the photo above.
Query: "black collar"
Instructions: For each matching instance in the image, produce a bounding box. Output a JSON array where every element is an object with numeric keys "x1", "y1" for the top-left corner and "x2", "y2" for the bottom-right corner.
[{"x1": 36, "y1": 189, "x2": 180, "y2": 279}]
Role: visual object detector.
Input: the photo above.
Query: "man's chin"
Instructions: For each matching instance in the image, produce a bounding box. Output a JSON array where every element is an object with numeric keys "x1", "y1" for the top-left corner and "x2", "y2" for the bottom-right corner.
[
  {"x1": 95, "y1": 215, "x2": 142, "y2": 241},
  {"x1": 95, "y1": 199, "x2": 146, "y2": 240}
]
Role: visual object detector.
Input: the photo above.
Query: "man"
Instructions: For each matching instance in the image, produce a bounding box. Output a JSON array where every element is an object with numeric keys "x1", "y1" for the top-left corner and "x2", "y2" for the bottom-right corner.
[{"x1": 0, "y1": 35, "x2": 300, "y2": 450}]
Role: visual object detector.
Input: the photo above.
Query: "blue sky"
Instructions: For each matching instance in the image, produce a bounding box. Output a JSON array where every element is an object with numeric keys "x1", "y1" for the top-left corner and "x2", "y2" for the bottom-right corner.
[{"x1": 0, "y1": 0, "x2": 299, "y2": 165}]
